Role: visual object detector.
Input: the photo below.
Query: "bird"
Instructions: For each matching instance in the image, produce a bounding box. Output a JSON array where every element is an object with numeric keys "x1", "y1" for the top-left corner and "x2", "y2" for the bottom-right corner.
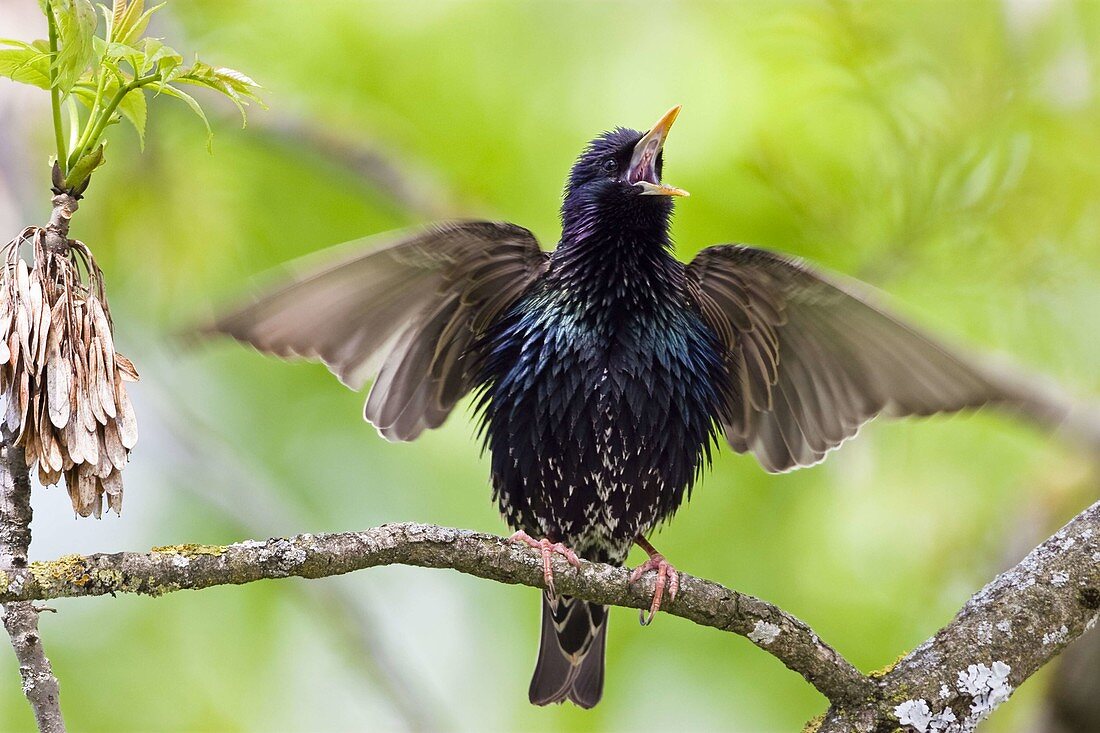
[{"x1": 210, "y1": 106, "x2": 1015, "y2": 709}]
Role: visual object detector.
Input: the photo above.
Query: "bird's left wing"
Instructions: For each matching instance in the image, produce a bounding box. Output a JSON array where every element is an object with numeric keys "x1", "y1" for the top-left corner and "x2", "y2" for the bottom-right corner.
[
  {"x1": 211, "y1": 220, "x2": 548, "y2": 440},
  {"x1": 685, "y1": 244, "x2": 1008, "y2": 473}
]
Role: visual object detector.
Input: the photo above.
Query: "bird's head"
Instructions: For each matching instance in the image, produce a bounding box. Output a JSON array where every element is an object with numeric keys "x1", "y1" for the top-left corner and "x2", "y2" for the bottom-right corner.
[{"x1": 561, "y1": 106, "x2": 688, "y2": 238}]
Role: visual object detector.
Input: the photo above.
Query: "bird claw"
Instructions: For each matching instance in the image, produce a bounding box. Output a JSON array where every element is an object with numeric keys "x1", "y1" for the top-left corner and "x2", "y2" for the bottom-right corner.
[
  {"x1": 629, "y1": 553, "x2": 679, "y2": 626},
  {"x1": 507, "y1": 530, "x2": 581, "y2": 595}
]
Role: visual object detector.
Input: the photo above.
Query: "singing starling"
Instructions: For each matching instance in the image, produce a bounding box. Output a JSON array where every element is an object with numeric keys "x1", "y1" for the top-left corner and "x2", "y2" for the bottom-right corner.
[{"x1": 212, "y1": 106, "x2": 1011, "y2": 709}]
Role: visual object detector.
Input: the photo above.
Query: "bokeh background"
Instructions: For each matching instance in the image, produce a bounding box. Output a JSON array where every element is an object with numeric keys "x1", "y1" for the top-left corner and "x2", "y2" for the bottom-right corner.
[{"x1": 1, "y1": 1, "x2": 1098, "y2": 731}]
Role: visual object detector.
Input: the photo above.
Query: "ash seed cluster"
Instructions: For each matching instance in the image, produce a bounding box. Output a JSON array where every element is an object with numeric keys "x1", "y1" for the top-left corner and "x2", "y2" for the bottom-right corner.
[{"x1": 0, "y1": 226, "x2": 139, "y2": 517}]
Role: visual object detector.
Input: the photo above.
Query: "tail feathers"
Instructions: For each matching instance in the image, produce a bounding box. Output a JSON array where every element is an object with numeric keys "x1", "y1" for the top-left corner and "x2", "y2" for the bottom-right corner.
[{"x1": 529, "y1": 594, "x2": 608, "y2": 709}]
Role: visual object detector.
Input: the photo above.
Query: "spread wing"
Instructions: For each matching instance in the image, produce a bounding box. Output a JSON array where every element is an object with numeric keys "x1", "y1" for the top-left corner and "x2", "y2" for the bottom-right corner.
[
  {"x1": 686, "y1": 244, "x2": 1006, "y2": 473},
  {"x1": 211, "y1": 220, "x2": 548, "y2": 441}
]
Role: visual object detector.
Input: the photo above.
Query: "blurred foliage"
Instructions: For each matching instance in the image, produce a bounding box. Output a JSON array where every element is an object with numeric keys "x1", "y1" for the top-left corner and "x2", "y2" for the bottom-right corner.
[
  {"x1": 0, "y1": 1, "x2": 1098, "y2": 731},
  {"x1": 1, "y1": 0, "x2": 261, "y2": 193}
]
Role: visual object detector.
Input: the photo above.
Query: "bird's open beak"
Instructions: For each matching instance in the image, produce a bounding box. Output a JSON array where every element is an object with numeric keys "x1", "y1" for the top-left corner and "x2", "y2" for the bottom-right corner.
[{"x1": 627, "y1": 105, "x2": 689, "y2": 197}]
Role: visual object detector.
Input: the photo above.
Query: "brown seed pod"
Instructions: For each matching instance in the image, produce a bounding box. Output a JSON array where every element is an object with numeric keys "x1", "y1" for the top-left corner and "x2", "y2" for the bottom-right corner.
[{"x1": 0, "y1": 225, "x2": 139, "y2": 517}]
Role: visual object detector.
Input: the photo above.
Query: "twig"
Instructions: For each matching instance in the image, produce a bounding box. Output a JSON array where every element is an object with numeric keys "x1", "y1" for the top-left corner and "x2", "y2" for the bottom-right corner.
[
  {"x1": 0, "y1": 191, "x2": 75, "y2": 733},
  {"x1": 0, "y1": 440, "x2": 65, "y2": 733},
  {"x1": 0, "y1": 521, "x2": 875, "y2": 708}
]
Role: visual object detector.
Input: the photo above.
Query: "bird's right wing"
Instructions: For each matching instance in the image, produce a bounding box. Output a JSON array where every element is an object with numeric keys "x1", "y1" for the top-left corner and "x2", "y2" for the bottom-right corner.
[
  {"x1": 211, "y1": 220, "x2": 548, "y2": 441},
  {"x1": 686, "y1": 244, "x2": 1009, "y2": 473}
]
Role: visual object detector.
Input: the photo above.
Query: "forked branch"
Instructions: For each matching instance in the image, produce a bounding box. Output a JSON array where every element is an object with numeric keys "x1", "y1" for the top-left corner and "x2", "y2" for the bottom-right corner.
[{"x1": 0, "y1": 501, "x2": 1096, "y2": 730}]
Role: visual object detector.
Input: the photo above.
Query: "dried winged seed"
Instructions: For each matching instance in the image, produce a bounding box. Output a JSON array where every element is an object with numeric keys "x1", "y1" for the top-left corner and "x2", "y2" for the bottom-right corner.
[
  {"x1": 17, "y1": 370, "x2": 29, "y2": 436},
  {"x1": 116, "y1": 387, "x2": 138, "y2": 449},
  {"x1": 87, "y1": 343, "x2": 107, "y2": 425},
  {"x1": 27, "y1": 278, "x2": 42, "y2": 368},
  {"x1": 35, "y1": 290, "x2": 51, "y2": 370},
  {"x1": 44, "y1": 428, "x2": 63, "y2": 473},
  {"x1": 8, "y1": 331, "x2": 19, "y2": 375},
  {"x1": 63, "y1": 418, "x2": 83, "y2": 464},
  {"x1": 0, "y1": 304, "x2": 11, "y2": 366},
  {"x1": 102, "y1": 468, "x2": 122, "y2": 496},
  {"x1": 76, "y1": 466, "x2": 97, "y2": 516},
  {"x1": 22, "y1": 430, "x2": 39, "y2": 466},
  {"x1": 76, "y1": 390, "x2": 95, "y2": 443},
  {"x1": 94, "y1": 436, "x2": 112, "y2": 478},
  {"x1": 114, "y1": 352, "x2": 138, "y2": 381},
  {"x1": 105, "y1": 482, "x2": 122, "y2": 514},
  {"x1": 34, "y1": 392, "x2": 50, "y2": 458},
  {"x1": 103, "y1": 418, "x2": 127, "y2": 468},
  {"x1": 38, "y1": 463, "x2": 60, "y2": 487},
  {"x1": 14, "y1": 302, "x2": 29, "y2": 369},
  {"x1": 15, "y1": 259, "x2": 29, "y2": 307},
  {"x1": 90, "y1": 297, "x2": 115, "y2": 364},
  {"x1": 94, "y1": 338, "x2": 116, "y2": 419},
  {"x1": 47, "y1": 350, "x2": 71, "y2": 429},
  {"x1": 78, "y1": 422, "x2": 99, "y2": 466},
  {"x1": 77, "y1": 382, "x2": 96, "y2": 433}
]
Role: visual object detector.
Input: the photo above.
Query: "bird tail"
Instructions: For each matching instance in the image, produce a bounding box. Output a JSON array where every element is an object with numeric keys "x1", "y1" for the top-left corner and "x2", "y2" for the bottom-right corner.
[{"x1": 529, "y1": 593, "x2": 608, "y2": 709}]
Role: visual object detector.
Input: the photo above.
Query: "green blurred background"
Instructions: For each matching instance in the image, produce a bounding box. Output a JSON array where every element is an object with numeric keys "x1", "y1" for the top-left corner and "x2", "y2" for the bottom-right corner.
[{"x1": 1, "y1": 1, "x2": 1098, "y2": 731}]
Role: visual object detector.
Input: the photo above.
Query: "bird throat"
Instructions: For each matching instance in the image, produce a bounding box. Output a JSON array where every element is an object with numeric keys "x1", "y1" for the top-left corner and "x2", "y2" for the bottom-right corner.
[{"x1": 552, "y1": 196, "x2": 679, "y2": 316}]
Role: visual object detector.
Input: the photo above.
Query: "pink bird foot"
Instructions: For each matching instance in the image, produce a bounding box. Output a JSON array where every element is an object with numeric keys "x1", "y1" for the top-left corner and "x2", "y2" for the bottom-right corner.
[
  {"x1": 629, "y1": 536, "x2": 680, "y2": 626},
  {"x1": 508, "y1": 530, "x2": 582, "y2": 595}
]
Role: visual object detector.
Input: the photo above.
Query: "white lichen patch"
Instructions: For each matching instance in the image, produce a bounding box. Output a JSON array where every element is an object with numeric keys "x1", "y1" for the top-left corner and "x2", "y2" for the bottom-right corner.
[
  {"x1": 748, "y1": 620, "x2": 781, "y2": 645},
  {"x1": 170, "y1": 555, "x2": 190, "y2": 568},
  {"x1": 895, "y1": 698, "x2": 958, "y2": 732},
  {"x1": 1050, "y1": 571, "x2": 1070, "y2": 587},
  {"x1": 975, "y1": 620, "x2": 993, "y2": 644},
  {"x1": 896, "y1": 662, "x2": 1012, "y2": 733},
  {"x1": 995, "y1": 620, "x2": 1012, "y2": 638},
  {"x1": 895, "y1": 700, "x2": 931, "y2": 730},
  {"x1": 1042, "y1": 625, "x2": 1069, "y2": 645},
  {"x1": 958, "y1": 661, "x2": 1012, "y2": 720}
]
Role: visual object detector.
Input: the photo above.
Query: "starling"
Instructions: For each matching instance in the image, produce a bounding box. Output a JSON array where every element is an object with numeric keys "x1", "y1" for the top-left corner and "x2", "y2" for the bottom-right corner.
[{"x1": 212, "y1": 106, "x2": 1011, "y2": 708}]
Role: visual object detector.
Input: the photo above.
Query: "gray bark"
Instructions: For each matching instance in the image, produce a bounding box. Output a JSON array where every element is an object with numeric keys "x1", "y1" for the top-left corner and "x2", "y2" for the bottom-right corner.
[{"x1": 1, "y1": 502, "x2": 1096, "y2": 729}]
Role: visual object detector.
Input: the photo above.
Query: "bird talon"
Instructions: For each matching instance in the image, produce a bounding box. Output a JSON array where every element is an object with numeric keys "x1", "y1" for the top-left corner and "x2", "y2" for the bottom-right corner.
[
  {"x1": 507, "y1": 531, "x2": 580, "y2": 595},
  {"x1": 629, "y1": 550, "x2": 679, "y2": 626}
]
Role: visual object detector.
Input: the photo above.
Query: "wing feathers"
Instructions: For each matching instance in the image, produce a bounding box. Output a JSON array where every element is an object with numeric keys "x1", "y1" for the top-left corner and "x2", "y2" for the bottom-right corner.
[
  {"x1": 211, "y1": 221, "x2": 547, "y2": 441},
  {"x1": 688, "y1": 245, "x2": 1007, "y2": 472}
]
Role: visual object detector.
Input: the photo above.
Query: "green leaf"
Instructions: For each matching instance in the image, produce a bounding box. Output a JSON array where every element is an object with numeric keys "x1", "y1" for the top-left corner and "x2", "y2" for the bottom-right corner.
[
  {"x1": 175, "y1": 60, "x2": 264, "y2": 127},
  {"x1": 140, "y1": 37, "x2": 182, "y2": 78},
  {"x1": 159, "y1": 83, "x2": 212, "y2": 151},
  {"x1": 0, "y1": 40, "x2": 52, "y2": 89},
  {"x1": 50, "y1": 0, "x2": 98, "y2": 94},
  {"x1": 116, "y1": 2, "x2": 164, "y2": 46},
  {"x1": 112, "y1": 0, "x2": 141, "y2": 43},
  {"x1": 110, "y1": 0, "x2": 126, "y2": 35},
  {"x1": 117, "y1": 85, "x2": 147, "y2": 147},
  {"x1": 103, "y1": 40, "x2": 143, "y2": 73}
]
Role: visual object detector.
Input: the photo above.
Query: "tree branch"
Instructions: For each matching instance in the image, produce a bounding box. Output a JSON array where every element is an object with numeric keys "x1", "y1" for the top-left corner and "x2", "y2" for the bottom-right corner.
[
  {"x1": 819, "y1": 499, "x2": 1100, "y2": 732},
  {"x1": 1, "y1": 499, "x2": 1095, "y2": 729},
  {"x1": 0, "y1": 191, "x2": 75, "y2": 733},
  {"x1": 1, "y1": 440, "x2": 65, "y2": 733},
  {"x1": 0, "y1": 521, "x2": 874, "y2": 708}
]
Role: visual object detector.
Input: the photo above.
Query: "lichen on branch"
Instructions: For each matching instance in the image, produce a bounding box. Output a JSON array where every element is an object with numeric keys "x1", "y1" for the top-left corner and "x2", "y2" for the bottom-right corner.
[{"x1": 1, "y1": 501, "x2": 1097, "y2": 729}]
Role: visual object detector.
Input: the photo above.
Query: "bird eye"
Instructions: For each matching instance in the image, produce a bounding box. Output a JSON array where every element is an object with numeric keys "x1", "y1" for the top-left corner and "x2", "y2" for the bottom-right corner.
[{"x1": 602, "y1": 158, "x2": 617, "y2": 173}]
